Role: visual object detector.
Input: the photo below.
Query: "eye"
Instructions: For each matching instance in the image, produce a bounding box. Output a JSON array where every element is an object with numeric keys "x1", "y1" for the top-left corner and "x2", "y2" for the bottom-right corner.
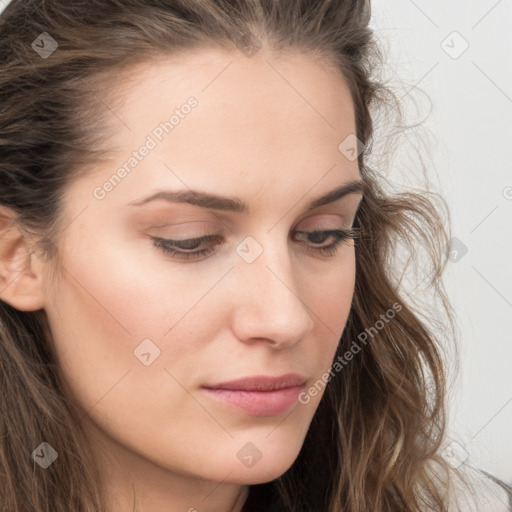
[
  {"x1": 292, "y1": 228, "x2": 360, "y2": 258},
  {"x1": 151, "y1": 234, "x2": 221, "y2": 261},
  {"x1": 150, "y1": 228, "x2": 360, "y2": 262}
]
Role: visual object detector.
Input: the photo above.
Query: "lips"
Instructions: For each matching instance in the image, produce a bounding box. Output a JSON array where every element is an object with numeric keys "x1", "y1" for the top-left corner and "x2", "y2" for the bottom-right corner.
[
  {"x1": 201, "y1": 373, "x2": 307, "y2": 416},
  {"x1": 202, "y1": 373, "x2": 307, "y2": 392}
]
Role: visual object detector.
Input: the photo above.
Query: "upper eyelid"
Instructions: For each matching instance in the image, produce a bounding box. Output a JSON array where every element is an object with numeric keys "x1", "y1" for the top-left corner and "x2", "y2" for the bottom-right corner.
[
  {"x1": 151, "y1": 225, "x2": 351, "y2": 242},
  {"x1": 155, "y1": 228, "x2": 352, "y2": 248},
  {"x1": 147, "y1": 210, "x2": 358, "y2": 232}
]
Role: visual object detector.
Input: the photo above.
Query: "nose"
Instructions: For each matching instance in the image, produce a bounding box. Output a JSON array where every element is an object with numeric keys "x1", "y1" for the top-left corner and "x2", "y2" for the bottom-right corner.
[{"x1": 229, "y1": 238, "x2": 315, "y2": 350}]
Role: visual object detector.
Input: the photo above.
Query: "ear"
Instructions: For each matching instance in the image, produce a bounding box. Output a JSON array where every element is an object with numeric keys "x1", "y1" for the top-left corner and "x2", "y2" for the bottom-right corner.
[{"x1": 0, "y1": 207, "x2": 46, "y2": 311}]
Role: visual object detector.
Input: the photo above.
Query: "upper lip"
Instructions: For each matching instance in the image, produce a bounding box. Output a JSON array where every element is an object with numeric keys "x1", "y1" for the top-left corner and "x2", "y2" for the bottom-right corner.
[{"x1": 202, "y1": 373, "x2": 307, "y2": 392}]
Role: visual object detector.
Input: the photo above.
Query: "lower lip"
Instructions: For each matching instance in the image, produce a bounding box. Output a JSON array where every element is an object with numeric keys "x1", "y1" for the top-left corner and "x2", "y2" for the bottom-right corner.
[{"x1": 202, "y1": 386, "x2": 303, "y2": 416}]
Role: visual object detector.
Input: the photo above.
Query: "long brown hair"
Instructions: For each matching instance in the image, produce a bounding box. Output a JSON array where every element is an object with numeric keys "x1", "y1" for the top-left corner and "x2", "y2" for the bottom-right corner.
[{"x1": 0, "y1": 0, "x2": 477, "y2": 510}]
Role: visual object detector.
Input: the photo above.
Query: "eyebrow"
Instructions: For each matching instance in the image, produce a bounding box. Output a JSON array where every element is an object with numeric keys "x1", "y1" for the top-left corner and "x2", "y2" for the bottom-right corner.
[{"x1": 128, "y1": 179, "x2": 364, "y2": 214}]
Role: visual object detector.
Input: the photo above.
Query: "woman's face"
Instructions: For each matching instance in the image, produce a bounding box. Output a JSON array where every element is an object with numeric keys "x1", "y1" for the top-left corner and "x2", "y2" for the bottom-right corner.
[{"x1": 38, "y1": 47, "x2": 362, "y2": 508}]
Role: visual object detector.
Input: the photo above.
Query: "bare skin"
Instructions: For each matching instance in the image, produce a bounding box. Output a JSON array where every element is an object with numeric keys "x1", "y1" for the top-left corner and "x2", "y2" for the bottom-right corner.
[{"x1": 0, "y1": 46, "x2": 362, "y2": 511}]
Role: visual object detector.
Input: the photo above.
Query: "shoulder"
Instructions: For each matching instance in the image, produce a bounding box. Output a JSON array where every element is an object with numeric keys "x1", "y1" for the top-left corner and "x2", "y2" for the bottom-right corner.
[{"x1": 446, "y1": 464, "x2": 511, "y2": 512}]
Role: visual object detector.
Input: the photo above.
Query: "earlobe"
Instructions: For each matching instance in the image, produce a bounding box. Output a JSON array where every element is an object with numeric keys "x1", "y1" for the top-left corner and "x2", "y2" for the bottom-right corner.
[{"x1": 0, "y1": 209, "x2": 46, "y2": 312}]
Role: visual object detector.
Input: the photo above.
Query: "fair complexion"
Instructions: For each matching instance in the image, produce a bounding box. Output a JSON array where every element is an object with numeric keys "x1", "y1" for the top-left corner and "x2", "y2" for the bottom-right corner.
[{"x1": 0, "y1": 47, "x2": 362, "y2": 511}]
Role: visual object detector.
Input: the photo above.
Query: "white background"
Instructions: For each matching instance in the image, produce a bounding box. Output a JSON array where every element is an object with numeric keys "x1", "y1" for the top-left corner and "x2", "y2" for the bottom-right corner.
[{"x1": 370, "y1": 0, "x2": 512, "y2": 484}]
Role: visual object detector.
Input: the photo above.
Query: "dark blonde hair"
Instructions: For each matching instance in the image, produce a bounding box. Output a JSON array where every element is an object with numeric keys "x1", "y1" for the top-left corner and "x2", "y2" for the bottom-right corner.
[{"x1": 0, "y1": 0, "x2": 486, "y2": 510}]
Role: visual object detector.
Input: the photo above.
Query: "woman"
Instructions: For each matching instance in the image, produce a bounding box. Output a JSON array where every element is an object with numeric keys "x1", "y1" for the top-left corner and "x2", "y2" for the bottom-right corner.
[{"x1": 0, "y1": 0, "x2": 509, "y2": 511}]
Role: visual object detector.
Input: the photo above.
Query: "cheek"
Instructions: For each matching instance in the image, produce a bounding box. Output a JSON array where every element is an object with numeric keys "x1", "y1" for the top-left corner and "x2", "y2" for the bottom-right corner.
[
  {"x1": 302, "y1": 249, "x2": 356, "y2": 378},
  {"x1": 305, "y1": 249, "x2": 356, "y2": 334},
  {"x1": 42, "y1": 235, "x2": 211, "y2": 413},
  {"x1": 42, "y1": 241, "x2": 228, "y2": 471}
]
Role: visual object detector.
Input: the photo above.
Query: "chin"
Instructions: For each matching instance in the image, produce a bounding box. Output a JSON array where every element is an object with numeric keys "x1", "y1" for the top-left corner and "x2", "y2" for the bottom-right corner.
[{"x1": 220, "y1": 445, "x2": 301, "y2": 485}]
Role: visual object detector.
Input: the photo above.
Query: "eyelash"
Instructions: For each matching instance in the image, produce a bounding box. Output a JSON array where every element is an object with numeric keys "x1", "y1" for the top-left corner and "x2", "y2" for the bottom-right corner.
[{"x1": 150, "y1": 228, "x2": 361, "y2": 262}]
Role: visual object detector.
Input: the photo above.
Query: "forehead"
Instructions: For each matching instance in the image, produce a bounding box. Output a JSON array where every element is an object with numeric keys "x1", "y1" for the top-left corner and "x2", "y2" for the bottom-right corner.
[
  {"x1": 103, "y1": 46, "x2": 356, "y2": 151},
  {"x1": 76, "y1": 48, "x2": 360, "y2": 211}
]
